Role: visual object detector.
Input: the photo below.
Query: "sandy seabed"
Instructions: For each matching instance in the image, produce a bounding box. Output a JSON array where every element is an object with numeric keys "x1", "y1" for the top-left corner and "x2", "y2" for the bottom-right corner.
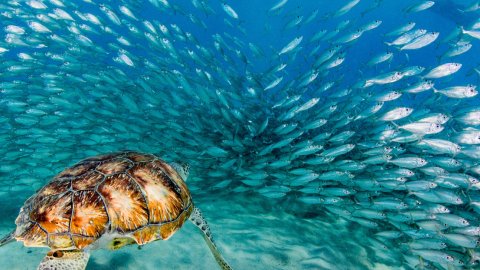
[{"x1": 0, "y1": 192, "x2": 405, "y2": 270}]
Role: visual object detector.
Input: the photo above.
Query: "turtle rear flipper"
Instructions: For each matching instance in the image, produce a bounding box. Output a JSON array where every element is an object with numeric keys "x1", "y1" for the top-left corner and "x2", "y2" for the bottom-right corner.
[
  {"x1": 189, "y1": 207, "x2": 233, "y2": 270},
  {"x1": 0, "y1": 230, "x2": 15, "y2": 247},
  {"x1": 37, "y1": 250, "x2": 90, "y2": 270}
]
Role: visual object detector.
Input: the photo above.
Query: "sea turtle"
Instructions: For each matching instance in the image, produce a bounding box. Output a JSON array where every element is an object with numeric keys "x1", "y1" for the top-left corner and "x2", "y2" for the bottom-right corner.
[{"x1": 0, "y1": 151, "x2": 232, "y2": 270}]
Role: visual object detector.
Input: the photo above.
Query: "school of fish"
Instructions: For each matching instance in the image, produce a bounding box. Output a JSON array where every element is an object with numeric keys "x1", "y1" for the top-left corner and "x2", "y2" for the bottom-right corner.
[{"x1": 0, "y1": 0, "x2": 480, "y2": 269}]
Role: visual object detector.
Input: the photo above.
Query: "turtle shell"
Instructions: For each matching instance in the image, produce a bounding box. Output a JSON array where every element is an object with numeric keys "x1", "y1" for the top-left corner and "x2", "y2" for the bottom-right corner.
[{"x1": 14, "y1": 151, "x2": 193, "y2": 250}]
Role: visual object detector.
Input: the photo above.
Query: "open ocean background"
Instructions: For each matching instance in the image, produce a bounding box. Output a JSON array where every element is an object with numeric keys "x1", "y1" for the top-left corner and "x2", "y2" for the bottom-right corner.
[{"x1": 0, "y1": 0, "x2": 480, "y2": 269}]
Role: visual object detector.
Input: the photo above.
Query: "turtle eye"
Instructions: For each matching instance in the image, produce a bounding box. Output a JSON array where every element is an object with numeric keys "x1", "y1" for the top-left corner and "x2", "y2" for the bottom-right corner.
[{"x1": 52, "y1": 251, "x2": 64, "y2": 258}]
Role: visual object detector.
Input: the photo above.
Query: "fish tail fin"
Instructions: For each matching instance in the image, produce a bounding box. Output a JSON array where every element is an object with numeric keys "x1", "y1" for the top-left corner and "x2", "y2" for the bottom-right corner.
[
  {"x1": 417, "y1": 256, "x2": 425, "y2": 270},
  {"x1": 390, "y1": 121, "x2": 400, "y2": 129},
  {"x1": 238, "y1": 19, "x2": 246, "y2": 26},
  {"x1": 435, "y1": 227, "x2": 446, "y2": 237},
  {"x1": 467, "y1": 249, "x2": 480, "y2": 264},
  {"x1": 405, "y1": 191, "x2": 414, "y2": 198}
]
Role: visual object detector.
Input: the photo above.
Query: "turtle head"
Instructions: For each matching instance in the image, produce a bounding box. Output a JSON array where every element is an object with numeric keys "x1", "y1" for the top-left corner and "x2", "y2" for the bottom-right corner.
[{"x1": 171, "y1": 162, "x2": 190, "y2": 181}]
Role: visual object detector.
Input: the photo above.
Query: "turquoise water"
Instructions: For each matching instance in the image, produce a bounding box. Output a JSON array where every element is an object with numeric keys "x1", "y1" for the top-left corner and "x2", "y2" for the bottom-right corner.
[{"x1": 0, "y1": 0, "x2": 480, "y2": 269}]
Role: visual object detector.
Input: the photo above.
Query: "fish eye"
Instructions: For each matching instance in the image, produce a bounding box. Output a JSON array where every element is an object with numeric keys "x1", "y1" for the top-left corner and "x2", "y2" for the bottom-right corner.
[{"x1": 446, "y1": 255, "x2": 453, "y2": 261}]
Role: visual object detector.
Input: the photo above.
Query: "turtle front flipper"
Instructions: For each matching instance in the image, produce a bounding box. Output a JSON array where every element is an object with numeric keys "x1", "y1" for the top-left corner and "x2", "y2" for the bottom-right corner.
[
  {"x1": 37, "y1": 250, "x2": 90, "y2": 270},
  {"x1": 189, "y1": 207, "x2": 233, "y2": 270}
]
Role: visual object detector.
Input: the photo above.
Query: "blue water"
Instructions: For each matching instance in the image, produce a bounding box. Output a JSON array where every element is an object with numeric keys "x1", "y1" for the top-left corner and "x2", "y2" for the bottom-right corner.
[{"x1": 0, "y1": 0, "x2": 480, "y2": 269}]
